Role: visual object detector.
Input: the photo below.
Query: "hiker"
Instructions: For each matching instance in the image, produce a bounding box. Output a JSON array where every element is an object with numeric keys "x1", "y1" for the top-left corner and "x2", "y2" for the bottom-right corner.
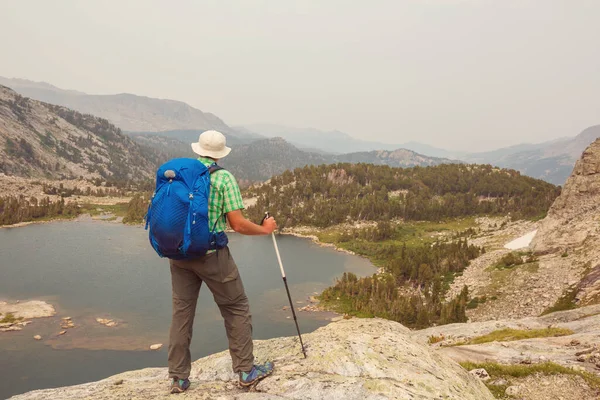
[{"x1": 167, "y1": 130, "x2": 277, "y2": 394}]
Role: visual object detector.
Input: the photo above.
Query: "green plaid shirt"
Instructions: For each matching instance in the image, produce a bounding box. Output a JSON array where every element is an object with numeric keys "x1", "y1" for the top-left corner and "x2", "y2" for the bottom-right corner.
[{"x1": 199, "y1": 157, "x2": 244, "y2": 233}]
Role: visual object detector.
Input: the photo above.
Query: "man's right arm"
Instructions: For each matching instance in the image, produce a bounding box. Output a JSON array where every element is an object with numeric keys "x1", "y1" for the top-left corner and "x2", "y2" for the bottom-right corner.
[{"x1": 227, "y1": 210, "x2": 277, "y2": 236}]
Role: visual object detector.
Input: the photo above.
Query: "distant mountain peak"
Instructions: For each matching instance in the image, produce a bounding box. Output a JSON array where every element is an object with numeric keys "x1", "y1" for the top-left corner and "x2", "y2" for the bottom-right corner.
[
  {"x1": 237, "y1": 123, "x2": 454, "y2": 157},
  {"x1": 0, "y1": 77, "x2": 87, "y2": 95}
]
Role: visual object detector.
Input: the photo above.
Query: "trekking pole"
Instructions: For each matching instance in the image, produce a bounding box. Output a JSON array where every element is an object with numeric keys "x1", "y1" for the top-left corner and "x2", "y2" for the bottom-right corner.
[{"x1": 262, "y1": 211, "x2": 307, "y2": 358}]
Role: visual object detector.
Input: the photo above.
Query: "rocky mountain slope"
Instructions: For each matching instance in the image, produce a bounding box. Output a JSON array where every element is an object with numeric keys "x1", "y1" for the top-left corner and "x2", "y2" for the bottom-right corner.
[
  {"x1": 336, "y1": 148, "x2": 455, "y2": 167},
  {"x1": 11, "y1": 318, "x2": 493, "y2": 400},
  {"x1": 0, "y1": 77, "x2": 234, "y2": 134},
  {"x1": 0, "y1": 85, "x2": 160, "y2": 181},
  {"x1": 127, "y1": 128, "x2": 259, "y2": 151},
  {"x1": 532, "y1": 136, "x2": 600, "y2": 306},
  {"x1": 464, "y1": 126, "x2": 600, "y2": 185},
  {"x1": 448, "y1": 137, "x2": 600, "y2": 323},
  {"x1": 222, "y1": 137, "x2": 330, "y2": 182},
  {"x1": 532, "y1": 137, "x2": 600, "y2": 254}
]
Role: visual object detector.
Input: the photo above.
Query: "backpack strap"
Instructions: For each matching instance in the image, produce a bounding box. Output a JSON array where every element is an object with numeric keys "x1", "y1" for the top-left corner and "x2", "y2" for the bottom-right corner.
[
  {"x1": 207, "y1": 163, "x2": 227, "y2": 235},
  {"x1": 208, "y1": 163, "x2": 224, "y2": 174}
]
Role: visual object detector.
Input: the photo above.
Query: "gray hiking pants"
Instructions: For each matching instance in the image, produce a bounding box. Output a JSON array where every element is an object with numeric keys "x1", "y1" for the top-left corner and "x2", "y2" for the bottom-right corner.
[{"x1": 168, "y1": 246, "x2": 254, "y2": 379}]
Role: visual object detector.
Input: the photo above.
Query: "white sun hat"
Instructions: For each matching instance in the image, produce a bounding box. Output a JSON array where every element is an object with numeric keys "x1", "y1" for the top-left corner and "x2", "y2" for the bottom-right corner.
[{"x1": 191, "y1": 130, "x2": 232, "y2": 159}]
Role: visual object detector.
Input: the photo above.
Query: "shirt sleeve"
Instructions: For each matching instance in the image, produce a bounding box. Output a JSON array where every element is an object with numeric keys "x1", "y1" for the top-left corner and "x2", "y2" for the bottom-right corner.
[{"x1": 222, "y1": 172, "x2": 245, "y2": 214}]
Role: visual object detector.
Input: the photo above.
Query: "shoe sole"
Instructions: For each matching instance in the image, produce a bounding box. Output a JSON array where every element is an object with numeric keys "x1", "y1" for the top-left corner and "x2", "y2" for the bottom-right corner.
[
  {"x1": 170, "y1": 385, "x2": 189, "y2": 394},
  {"x1": 239, "y1": 369, "x2": 274, "y2": 387}
]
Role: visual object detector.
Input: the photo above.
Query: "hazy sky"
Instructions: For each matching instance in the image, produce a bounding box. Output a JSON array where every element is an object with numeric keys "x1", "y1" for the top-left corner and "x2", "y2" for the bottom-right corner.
[{"x1": 1, "y1": 0, "x2": 598, "y2": 151}]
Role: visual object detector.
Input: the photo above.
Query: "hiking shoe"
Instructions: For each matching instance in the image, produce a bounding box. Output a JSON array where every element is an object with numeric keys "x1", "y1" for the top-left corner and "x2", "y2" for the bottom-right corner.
[
  {"x1": 170, "y1": 378, "x2": 191, "y2": 394},
  {"x1": 239, "y1": 362, "x2": 275, "y2": 387}
]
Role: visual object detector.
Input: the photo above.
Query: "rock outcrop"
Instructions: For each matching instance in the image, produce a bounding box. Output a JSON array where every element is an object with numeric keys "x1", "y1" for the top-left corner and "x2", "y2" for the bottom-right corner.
[
  {"x1": 11, "y1": 318, "x2": 494, "y2": 400},
  {"x1": 0, "y1": 300, "x2": 56, "y2": 332},
  {"x1": 414, "y1": 304, "x2": 600, "y2": 400},
  {"x1": 532, "y1": 138, "x2": 600, "y2": 254},
  {"x1": 415, "y1": 304, "x2": 600, "y2": 369},
  {"x1": 445, "y1": 218, "x2": 582, "y2": 321},
  {"x1": 0, "y1": 300, "x2": 56, "y2": 320},
  {"x1": 531, "y1": 137, "x2": 600, "y2": 306}
]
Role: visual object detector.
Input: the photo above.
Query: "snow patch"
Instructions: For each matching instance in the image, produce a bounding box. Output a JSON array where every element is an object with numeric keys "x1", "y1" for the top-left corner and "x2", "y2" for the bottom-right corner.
[{"x1": 504, "y1": 230, "x2": 538, "y2": 250}]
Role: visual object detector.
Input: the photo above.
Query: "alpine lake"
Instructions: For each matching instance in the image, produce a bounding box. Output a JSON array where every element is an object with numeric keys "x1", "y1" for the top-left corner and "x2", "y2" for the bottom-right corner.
[{"x1": 0, "y1": 218, "x2": 374, "y2": 399}]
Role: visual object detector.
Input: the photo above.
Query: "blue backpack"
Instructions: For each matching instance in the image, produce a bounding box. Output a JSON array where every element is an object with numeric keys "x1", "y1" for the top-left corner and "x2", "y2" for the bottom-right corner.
[{"x1": 145, "y1": 158, "x2": 228, "y2": 259}]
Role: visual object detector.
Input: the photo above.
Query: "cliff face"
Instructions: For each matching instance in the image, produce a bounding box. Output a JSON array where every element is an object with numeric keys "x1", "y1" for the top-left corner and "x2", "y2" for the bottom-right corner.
[
  {"x1": 532, "y1": 138, "x2": 600, "y2": 254},
  {"x1": 531, "y1": 138, "x2": 600, "y2": 306},
  {"x1": 11, "y1": 318, "x2": 493, "y2": 400}
]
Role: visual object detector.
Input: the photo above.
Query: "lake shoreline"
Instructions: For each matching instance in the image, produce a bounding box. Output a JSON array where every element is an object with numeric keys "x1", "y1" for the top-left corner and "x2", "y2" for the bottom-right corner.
[
  {"x1": 0, "y1": 218, "x2": 73, "y2": 229},
  {"x1": 280, "y1": 229, "x2": 358, "y2": 257},
  {"x1": 0, "y1": 214, "x2": 124, "y2": 229}
]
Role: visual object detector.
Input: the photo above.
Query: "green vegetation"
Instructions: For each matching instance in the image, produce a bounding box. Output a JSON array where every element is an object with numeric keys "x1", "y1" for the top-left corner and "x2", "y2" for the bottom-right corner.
[
  {"x1": 465, "y1": 327, "x2": 574, "y2": 345},
  {"x1": 42, "y1": 182, "x2": 128, "y2": 198},
  {"x1": 493, "y1": 252, "x2": 538, "y2": 270},
  {"x1": 428, "y1": 334, "x2": 445, "y2": 344},
  {"x1": 541, "y1": 287, "x2": 578, "y2": 315},
  {"x1": 321, "y1": 256, "x2": 476, "y2": 328},
  {"x1": 122, "y1": 194, "x2": 151, "y2": 224},
  {"x1": 467, "y1": 296, "x2": 487, "y2": 309},
  {"x1": 479, "y1": 260, "x2": 539, "y2": 302},
  {"x1": 245, "y1": 163, "x2": 561, "y2": 228},
  {"x1": 0, "y1": 195, "x2": 80, "y2": 226},
  {"x1": 459, "y1": 361, "x2": 600, "y2": 398},
  {"x1": 79, "y1": 203, "x2": 130, "y2": 218},
  {"x1": 484, "y1": 383, "x2": 510, "y2": 399},
  {"x1": 5, "y1": 137, "x2": 35, "y2": 162},
  {"x1": 495, "y1": 252, "x2": 524, "y2": 269},
  {"x1": 0, "y1": 313, "x2": 22, "y2": 324},
  {"x1": 0, "y1": 192, "x2": 136, "y2": 227},
  {"x1": 314, "y1": 221, "x2": 483, "y2": 328}
]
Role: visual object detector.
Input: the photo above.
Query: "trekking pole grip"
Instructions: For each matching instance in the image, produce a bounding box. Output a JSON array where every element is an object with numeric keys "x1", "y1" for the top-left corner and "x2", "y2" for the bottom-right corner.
[{"x1": 260, "y1": 211, "x2": 270, "y2": 225}]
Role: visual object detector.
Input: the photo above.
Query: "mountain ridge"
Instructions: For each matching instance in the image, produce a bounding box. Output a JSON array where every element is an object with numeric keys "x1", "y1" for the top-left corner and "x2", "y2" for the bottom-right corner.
[
  {"x1": 463, "y1": 126, "x2": 600, "y2": 185},
  {"x1": 243, "y1": 123, "x2": 600, "y2": 185},
  {"x1": 223, "y1": 137, "x2": 457, "y2": 182},
  {"x1": 3, "y1": 76, "x2": 598, "y2": 186},
  {"x1": 238, "y1": 123, "x2": 458, "y2": 157},
  {"x1": 0, "y1": 77, "x2": 237, "y2": 134}
]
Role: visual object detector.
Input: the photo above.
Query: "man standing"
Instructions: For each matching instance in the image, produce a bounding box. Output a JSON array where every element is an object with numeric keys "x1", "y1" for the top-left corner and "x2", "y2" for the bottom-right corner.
[{"x1": 169, "y1": 130, "x2": 277, "y2": 394}]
